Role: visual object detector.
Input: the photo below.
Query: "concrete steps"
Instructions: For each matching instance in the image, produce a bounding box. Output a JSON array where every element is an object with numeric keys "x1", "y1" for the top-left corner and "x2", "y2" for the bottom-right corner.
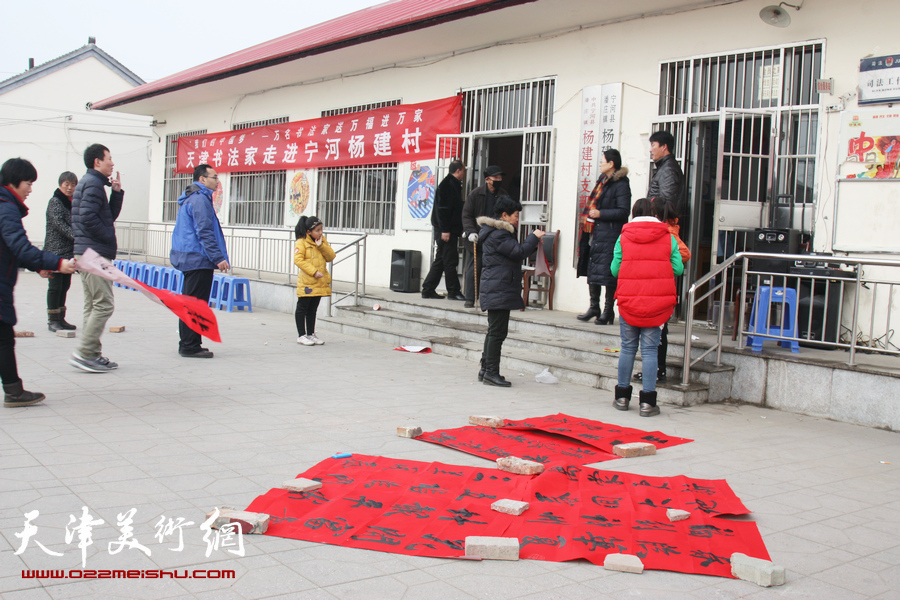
[{"x1": 319, "y1": 294, "x2": 733, "y2": 407}]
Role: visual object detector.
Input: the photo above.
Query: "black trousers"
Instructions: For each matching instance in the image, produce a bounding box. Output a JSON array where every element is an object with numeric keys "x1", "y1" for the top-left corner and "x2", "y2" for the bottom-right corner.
[
  {"x1": 0, "y1": 323, "x2": 19, "y2": 385},
  {"x1": 658, "y1": 322, "x2": 668, "y2": 375},
  {"x1": 422, "y1": 231, "x2": 461, "y2": 295},
  {"x1": 179, "y1": 269, "x2": 214, "y2": 353},
  {"x1": 463, "y1": 240, "x2": 483, "y2": 302},
  {"x1": 295, "y1": 296, "x2": 322, "y2": 336},
  {"x1": 47, "y1": 272, "x2": 72, "y2": 311},
  {"x1": 484, "y1": 309, "x2": 510, "y2": 360}
]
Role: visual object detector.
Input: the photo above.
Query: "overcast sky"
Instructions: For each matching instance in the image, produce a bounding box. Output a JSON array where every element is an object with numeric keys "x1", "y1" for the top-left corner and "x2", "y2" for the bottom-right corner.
[{"x1": 0, "y1": 0, "x2": 385, "y2": 83}]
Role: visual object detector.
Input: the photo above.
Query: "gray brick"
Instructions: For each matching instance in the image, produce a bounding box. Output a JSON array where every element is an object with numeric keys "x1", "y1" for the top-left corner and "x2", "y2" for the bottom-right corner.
[
  {"x1": 397, "y1": 425, "x2": 423, "y2": 438},
  {"x1": 491, "y1": 499, "x2": 529, "y2": 515},
  {"x1": 496, "y1": 456, "x2": 544, "y2": 475},
  {"x1": 612, "y1": 442, "x2": 657, "y2": 458},
  {"x1": 730, "y1": 552, "x2": 786, "y2": 587},
  {"x1": 56, "y1": 330, "x2": 76, "y2": 338},
  {"x1": 603, "y1": 553, "x2": 644, "y2": 573},
  {"x1": 281, "y1": 477, "x2": 322, "y2": 492},
  {"x1": 205, "y1": 507, "x2": 270, "y2": 534},
  {"x1": 469, "y1": 415, "x2": 504, "y2": 427},
  {"x1": 666, "y1": 508, "x2": 691, "y2": 522},
  {"x1": 465, "y1": 536, "x2": 519, "y2": 560}
]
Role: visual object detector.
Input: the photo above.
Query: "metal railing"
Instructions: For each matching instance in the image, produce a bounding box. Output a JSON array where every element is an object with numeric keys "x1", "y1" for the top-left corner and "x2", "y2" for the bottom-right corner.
[
  {"x1": 114, "y1": 221, "x2": 367, "y2": 313},
  {"x1": 682, "y1": 252, "x2": 900, "y2": 385}
]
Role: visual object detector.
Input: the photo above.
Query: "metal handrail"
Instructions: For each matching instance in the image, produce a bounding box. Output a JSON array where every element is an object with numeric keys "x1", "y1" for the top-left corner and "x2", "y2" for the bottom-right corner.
[
  {"x1": 113, "y1": 221, "x2": 367, "y2": 315},
  {"x1": 682, "y1": 252, "x2": 900, "y2": 386}
]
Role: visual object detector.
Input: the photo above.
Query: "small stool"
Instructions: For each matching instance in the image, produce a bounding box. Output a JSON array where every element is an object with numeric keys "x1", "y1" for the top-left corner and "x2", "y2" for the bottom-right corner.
[
  {"x1": 114, "y1": 261, "x2": 131, "y2": 288},
  {"x1": 122, "y1": 261, "x2": 139, "y2": 290},
  {"x1": 146, "y1": 265, "x2": 163, "y2": 288},
  {"x1": 168, "y1": 269, "x2": 184, "y2": 294},
  {"x1": 746, "y1": 286, "x2": 799, "y2": 353},
  {"x1": 218, "y1": 276, "x2": 253, "y2": 312},
  {"x1": 208, "y1": 273, "x2": 224, "y2": 308},
  {"x1": 158, "y1": 267, "x2": 174, "y2": 291}
]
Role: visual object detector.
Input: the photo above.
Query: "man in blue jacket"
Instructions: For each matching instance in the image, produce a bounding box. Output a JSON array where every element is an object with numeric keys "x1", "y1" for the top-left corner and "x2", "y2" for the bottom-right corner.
[
  {"x1": 70, "y1": 144, "x2": 123, "y2": 373},
  {"x1": 170, "y1": 164, "x2": 230, "y2": 358}
]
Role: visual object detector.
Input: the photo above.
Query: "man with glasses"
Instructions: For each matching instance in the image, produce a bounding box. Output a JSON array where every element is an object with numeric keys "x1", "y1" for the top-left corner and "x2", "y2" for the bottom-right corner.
[{"x1": 170, "y1": 164, "x2": 230, "y2": 358}]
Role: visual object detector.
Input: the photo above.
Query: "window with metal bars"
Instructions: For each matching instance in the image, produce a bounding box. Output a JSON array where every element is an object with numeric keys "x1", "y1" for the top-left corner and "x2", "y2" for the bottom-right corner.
[
  {"x1": 228, "y1": 117, "x2": 289, "y2": 227},
  {"x1": 461, "y1": 77, "x2": 555, "y2": 133},
  {"x1": 316, "y1": 100, "x2": 401, "y2": 234},
  {"x1": 163, "y1": 129, "x2": 206, "y2": 222}
]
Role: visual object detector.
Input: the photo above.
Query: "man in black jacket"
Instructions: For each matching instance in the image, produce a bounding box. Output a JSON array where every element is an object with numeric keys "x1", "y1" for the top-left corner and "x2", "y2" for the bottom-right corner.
[
  {"x1": 422, "y1": 161, "x2": 466, "y2": 300},
  {"x1": 647, "y1": 130, "x2": 684, "y2": 210},
  {"x1": 70, "y1": 144, "x2": 123, "y2": 373},
  {"x1": 461, "y1": 165, "x2": 508, "y2": 308}
]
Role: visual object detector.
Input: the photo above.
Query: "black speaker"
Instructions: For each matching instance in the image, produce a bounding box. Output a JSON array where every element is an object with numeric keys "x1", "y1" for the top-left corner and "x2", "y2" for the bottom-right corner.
[
  {"x1": 750, "y1": 228, "x2": 799, "y2": 274},
  {"x1": 789, "y1": 266, "x2": 853, "y2": 349},
  {"x1": 390, "y1": 249, "x2": 421, "y2": 293}
]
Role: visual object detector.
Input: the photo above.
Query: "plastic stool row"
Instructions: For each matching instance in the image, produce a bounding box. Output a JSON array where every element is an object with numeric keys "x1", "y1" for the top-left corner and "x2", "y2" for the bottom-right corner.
[{"x1": 112, "y1": 261, "x2": 252, "y2": 312}]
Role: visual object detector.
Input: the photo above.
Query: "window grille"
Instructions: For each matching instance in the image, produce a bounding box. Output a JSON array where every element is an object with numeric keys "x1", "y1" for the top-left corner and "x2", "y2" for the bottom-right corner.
[
  {"x1": 461, "y1": 77, "x2": 555, "y2": 132},
  {"x1": 163, "y1": 129, "x2": 205, "y2": 222},
  {"x1": 228, "y1": 117, "x2": 289, "y2": 227},
  {"x1": 318, "y1": 164, "x2": 398, "y2": 234},
  {"x1": 316, "y1": 100, "x2": 401, "y2": 234}
]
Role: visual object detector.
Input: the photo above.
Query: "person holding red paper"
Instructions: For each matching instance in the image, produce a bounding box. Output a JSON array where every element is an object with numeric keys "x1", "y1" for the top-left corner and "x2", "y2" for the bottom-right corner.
[{"x1": 0, "y1": 158, "x2": 77, "y2": 407}]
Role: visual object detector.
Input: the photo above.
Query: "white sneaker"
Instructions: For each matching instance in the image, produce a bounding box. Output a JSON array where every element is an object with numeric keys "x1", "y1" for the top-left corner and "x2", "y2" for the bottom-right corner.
[
  {"x1": 297, "y1": 335, "x2": 315, "y2": 346},
  {"x1": 308, "y1": 333, "x2": 325, "y2": 345}
]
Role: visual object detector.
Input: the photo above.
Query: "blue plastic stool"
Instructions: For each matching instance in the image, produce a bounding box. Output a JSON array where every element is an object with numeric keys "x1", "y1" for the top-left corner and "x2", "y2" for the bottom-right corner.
[
  {"x1": 114, "y1": 260, "x2": 130, "y2": 287},
  {"x1": 218, "y1": 276, "x2": 253, "y2": 312},
  {"x1": 158, "y1": 267, "x2": 173, "y2": 292},
  {"x1": 122, "y1": 261, "x2": 139, "y2": 290},
  {"x1": 208, "y1": 273, "x2": 223, "y2": 307},
  {"x1": 146, "y1": 265, "x2": 164, "y2": 288},
  {"x1": 169, "y1": 269, "x2": 184, "y2": 294},
  {"x1": 746, "y1": 286, "x2": 800, "y2": 353}
]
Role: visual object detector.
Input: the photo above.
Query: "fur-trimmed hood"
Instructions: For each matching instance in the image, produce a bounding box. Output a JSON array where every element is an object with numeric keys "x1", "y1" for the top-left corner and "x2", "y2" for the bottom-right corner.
[
  {"x1": 609, "y1": 166, "x2": 628, "y2": 181},
  {"x1": 476, "y1": 216, "x2": 515, "y2": 234}
]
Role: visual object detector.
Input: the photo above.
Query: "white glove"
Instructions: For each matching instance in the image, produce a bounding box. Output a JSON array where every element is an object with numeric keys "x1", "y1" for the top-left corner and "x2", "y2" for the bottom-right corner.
[{"x1": 468, "y1": 232, "x2": 478, "y2": 243}]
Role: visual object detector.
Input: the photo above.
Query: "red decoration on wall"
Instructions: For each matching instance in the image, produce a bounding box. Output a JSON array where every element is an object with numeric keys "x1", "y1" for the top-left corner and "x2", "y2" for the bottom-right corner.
[{"x1": 175, "y1": 95, "x2": 462, "y2": 174}]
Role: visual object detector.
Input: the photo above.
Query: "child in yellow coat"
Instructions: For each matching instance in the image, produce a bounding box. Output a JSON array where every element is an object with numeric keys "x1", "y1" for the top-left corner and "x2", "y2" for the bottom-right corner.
[{"x1": 293, "y1": 216, "x2": 335, "y2": 345}]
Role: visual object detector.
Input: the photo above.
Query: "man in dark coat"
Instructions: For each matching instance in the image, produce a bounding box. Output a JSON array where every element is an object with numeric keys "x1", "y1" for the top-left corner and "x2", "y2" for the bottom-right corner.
[
  {"x1": 647, "y1": 130, "x2": 684, "y2": 210},
  {"x1": 421, "y1": 160, "x2": 466, "y2": 300},
  {"x1": 170, "y1": 164, "x2": 230, "y2": 358},
  {"x1": 461, "y1": 165, "x2": 508, "y2": 308},
  {"x1": 44, "y1": 171, "x2": 78, "y2": 332},
  {"x1": 70, "y1": 143, "x2": 124, "y2": 373},
  {"x1": 1, "y1": 158, "x2": 76, "y2": 407},
  {"x1": 476, "y1": 196, "x2": 544, "y2": 387}
]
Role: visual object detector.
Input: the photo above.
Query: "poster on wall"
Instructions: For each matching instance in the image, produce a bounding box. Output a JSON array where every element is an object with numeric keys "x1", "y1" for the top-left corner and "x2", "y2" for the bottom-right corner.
[
  {"x1": 859, "y1": 55, "x2": 900, "y2": 105},
  {"x1": 573, "y1": 83, "x2": 622, "y2": 264},
  {"x1": 839, "y1": 108, "x2": 900, "y2": 180},
  {"x1": 284, "y1": 169, "x2": 315, "y2": 228},
  {"x1": 400, "y1": 161, "x2": 436, "y2": 231}
]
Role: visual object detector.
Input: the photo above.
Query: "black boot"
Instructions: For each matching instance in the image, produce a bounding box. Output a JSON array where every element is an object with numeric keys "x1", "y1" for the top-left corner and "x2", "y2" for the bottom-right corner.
[
  {"x1": 613, "y1": 384, "x2": 632, "y2": 411},
  {"x1": 58, "y1": 307, "x2": 77, "y2": 330},
  {"x1": 4, "y1": 381, "x2": 46, "y2": 408},
  {"x1": 47, "y1": 309, "x2": 63, "y2": 332},
  {"x1": 595, "y1": 288, "x2": 616, "y2": 325},
  {"x1": 639, "y1": 390, "x2": 660, "y2": 417},
  {"x1": 478, "y1": 354, "x2": 486, "y2": 382},
  {"x1": 483, "y1": 357, "x2": 511, "y2": 387},
  {"x1": 577, "y1": 285, "x2": 601, "y2": 321}
]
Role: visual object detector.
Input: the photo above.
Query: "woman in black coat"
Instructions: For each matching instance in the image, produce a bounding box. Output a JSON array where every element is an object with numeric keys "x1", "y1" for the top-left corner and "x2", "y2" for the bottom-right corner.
[
  {"x1": 476, "y1": 196, "x2": 544, "y2": 387},
  {"x1": 586, "y1": 149, "x2": 631, "y2": 325}
]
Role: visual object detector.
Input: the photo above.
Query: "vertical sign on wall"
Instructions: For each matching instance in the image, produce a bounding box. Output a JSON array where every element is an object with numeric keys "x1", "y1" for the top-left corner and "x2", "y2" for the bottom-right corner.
[{"x1": 574, "y1": 83, "x2": 622, "y2": 265}]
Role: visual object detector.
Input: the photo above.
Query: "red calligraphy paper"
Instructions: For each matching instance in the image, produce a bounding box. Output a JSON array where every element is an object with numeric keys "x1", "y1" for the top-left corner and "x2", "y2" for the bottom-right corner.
[
  {"x1": 134, "y1": 281, "x2": 221, "y2": 343},
  {"x1": 245, "y1": 454, "x2": 769, "y2": 579},
  {"x1": 176, "y1": 95, "x2": 462, "y2": 174}
]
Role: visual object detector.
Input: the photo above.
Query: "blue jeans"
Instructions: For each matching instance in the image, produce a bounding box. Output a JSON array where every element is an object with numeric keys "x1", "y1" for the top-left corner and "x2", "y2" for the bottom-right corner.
[{"x1": 617, "y1": 317, "x2": 663, "y2": 392}]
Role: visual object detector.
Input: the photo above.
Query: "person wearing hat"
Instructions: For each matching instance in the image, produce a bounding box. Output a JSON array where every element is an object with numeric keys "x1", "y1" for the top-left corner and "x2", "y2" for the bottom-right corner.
[{"x1": 461, "y1": 165, "x2": 509, "y2": 308}]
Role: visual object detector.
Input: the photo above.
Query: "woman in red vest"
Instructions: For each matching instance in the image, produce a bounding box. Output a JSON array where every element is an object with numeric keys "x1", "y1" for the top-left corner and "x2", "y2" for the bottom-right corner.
[{"x1": 610, "y1": 198, "x2": 684, "y2": 417}]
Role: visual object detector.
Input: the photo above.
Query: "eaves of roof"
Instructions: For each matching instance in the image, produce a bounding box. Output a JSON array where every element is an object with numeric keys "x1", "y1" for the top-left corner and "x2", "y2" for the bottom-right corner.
[
  {"x1": 91, "y1": 0, "x2": 536, "y2": 111},
  {"x1": 0, "y1": 44, "x2": 144, "y2": 95}
]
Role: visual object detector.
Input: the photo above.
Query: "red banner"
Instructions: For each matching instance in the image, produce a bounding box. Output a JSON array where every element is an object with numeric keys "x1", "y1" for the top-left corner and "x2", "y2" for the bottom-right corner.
[
  {"x1": 134, "y1": 281, "x2": 221, "y2": 343},
  {"x1": 246, "y1": 454, "x2": 768, "y2": 578},
  {"x1": 175, "y1": 95, "x2": 462, "y2": 174}
]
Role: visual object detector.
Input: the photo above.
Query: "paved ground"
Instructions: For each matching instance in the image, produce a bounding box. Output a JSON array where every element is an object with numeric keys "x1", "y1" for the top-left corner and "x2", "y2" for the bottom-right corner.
[{"x1": 2, "y1": 272, "x2": 898, "y2": 600}]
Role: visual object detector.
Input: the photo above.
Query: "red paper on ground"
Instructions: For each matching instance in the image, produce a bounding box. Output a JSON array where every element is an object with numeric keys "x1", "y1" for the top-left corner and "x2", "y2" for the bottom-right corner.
[{"x1": 246, "y1": 454, "x2": 768, "y2": 578}]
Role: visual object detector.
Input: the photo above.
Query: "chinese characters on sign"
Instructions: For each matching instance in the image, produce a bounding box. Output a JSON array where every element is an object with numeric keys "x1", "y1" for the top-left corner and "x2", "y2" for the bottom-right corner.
[
  {"x1": 176, "y1": 96, "x2": 463, "y2": 174},
  {"x1": 574, "y1": 84, "x2": 622, "y2": 258},
  {"x1": 859, "y1": 55, "x2": 900, "y2": 105}
]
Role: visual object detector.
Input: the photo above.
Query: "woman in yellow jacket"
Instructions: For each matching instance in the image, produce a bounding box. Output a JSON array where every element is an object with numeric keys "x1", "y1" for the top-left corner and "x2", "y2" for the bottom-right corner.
[{"x1": 293, "y1": 216, "x2": 335, "y2": 345}]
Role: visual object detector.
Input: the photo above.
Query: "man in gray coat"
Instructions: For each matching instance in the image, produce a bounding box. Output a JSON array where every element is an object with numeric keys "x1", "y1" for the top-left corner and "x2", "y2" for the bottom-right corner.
[{"x1": 70, "y1": 144, "x2": 123, "y2": 373}]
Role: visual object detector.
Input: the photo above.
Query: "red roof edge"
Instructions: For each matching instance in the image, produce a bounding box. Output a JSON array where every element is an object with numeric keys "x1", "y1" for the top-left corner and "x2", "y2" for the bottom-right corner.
[{"x1": 92, "y1": 0, "x2": 537, "y2": 111}]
